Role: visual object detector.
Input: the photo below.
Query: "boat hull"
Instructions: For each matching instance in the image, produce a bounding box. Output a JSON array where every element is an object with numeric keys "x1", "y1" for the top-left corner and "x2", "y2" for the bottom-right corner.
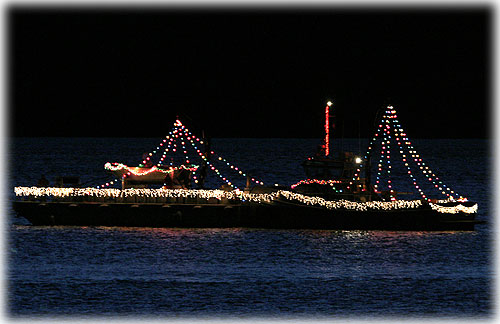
[{"x1": 12, "y1": 201, "x2": 481, "y2": 231}]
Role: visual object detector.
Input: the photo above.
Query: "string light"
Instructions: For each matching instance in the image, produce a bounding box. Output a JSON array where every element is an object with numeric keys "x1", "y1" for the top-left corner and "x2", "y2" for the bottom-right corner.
[
  {"x1": 429, "y1": 202, "x2": 478, "y2": 214},
  {"x1": 178, "y1": 133, "x2": 191, "y2": 164},
  {"x1": 386, "y1": 107, "x2": 465, "y2": 201},
  {"x1": 139, "y1": 120, "x2": 180, "y2": 167},
  {"x1": 99, "y1": 119, "x2": 267, "y2": 190},
  {"x1": 348, "y1": 105, "x2": 467, "y2": 202},
  {"x1": 347, "y1": 115, "x2": 386, "y2": 191},
  {"x1": 157, "y1": 133, "x2": 177, "y2": 166},
  {"x1": 389, "y1": 112, "x2": 429, "y2": 202},
  {"x1": 180, "y1": 126, "x2": 265, "y2": 187},
  {"x1": 13, "y1": 186, "x2": 477, "y2": 215},
  {"x1": 105, "y1": 162, "x2": 198, "y2": 176},
  {"x1": 210, "y1": 152, "x2": 264, "y2": 186},
  {"x1": 383, "y1": 116, "x2": 396, "y2": 200},
  {"x1": 291, "y1": 179, "x2": 343, "y2": 191},
  {"x1": 181, "y1": 132, "x2": 237, "y2": 189},
  {"x1": 89, "y1": 114, "x2": 469, "y2": 210},
  {"x1": 97, "y1": 178, "x2": 120, "y2": 189},
  {"x1": 325, "y1": 101, "x2": 331, "y2": 156}
]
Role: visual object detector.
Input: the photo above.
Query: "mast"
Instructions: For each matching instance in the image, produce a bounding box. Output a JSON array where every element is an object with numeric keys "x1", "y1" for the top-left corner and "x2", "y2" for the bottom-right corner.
[{"x1": 325, "y1": 101, "x2": 333, "y2": 156}]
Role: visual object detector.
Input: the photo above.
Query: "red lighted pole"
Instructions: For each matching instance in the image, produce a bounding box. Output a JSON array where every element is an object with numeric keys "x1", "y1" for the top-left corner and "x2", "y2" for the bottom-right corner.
[{"x1": 325, "y1": 101, "x2": 333, "y2": 156}]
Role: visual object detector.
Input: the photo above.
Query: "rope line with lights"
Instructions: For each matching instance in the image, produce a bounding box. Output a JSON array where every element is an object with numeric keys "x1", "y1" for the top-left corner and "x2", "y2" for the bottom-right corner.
[
  {"x1": 139, "y1": 121, "x2": 182, "y2": 167},
  {"x1": 157, "y1": 131, "x2": 177, "y2": 166},
  {"x1": 180, "y1": 126, "x2": 266, "y2": 186},
  {"x1": 347, "y1": 111, "x2": 386, "y2": 192},
  {"x1": 387, "y1": 109, "x2": 463, "y2": 201},
  {"x1": 347, "y1": 105, "x2": 467, "y2": 202},
  {"x1": 182, "y1": 130, "x2": 237, "y2": 190}
]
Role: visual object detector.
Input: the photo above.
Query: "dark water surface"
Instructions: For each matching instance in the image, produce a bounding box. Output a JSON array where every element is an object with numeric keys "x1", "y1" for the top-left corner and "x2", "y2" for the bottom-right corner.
[{"x1": 7, "y1": 138, "x2": 492, "y2": 319}]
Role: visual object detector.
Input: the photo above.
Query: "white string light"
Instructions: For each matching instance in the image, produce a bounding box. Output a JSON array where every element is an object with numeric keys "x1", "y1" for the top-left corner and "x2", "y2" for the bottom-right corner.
[{"x1": 14, "y1": 186, "x2": 477, "y2": 214}]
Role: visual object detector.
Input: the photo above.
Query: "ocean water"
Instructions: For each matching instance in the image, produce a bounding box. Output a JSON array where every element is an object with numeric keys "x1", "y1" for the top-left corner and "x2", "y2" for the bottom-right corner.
[{"x1": 7, "y1": 138, "x2": 492, "y2": 319}]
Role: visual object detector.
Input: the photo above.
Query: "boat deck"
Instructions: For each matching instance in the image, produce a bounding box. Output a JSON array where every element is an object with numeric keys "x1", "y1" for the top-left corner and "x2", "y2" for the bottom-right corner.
[{"x1": 13, "y1": 199, "x2": 482, "y2": 231}]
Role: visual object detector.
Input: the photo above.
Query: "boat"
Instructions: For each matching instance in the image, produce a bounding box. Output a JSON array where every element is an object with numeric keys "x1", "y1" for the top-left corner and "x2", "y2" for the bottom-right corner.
[{"x1": 12, "y1": 103, "x2": 482, "y2": 230}]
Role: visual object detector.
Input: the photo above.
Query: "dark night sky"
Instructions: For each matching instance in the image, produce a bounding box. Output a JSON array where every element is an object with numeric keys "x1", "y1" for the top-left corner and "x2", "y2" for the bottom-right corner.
[{"x1": 9, "y1": 6, "x2": 490, "y2": 138}]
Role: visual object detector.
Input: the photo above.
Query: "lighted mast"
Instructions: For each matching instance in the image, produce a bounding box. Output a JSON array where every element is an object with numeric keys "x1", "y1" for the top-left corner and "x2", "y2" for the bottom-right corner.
[{"x1": 325, "y1": 101, "x2": 333, "y2": 156}]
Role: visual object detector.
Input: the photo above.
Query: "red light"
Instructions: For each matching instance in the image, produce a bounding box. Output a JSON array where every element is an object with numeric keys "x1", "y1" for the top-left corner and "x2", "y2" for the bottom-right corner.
[{"x1": 325, "y1": 104, "x2": 330, "y2": 156}]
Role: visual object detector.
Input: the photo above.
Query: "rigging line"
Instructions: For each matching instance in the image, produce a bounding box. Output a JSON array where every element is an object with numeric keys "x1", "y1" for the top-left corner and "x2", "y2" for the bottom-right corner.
[
  {"x1": 388, "y1": 108, "x2": 463, "y2": 200},
  {"x1": 383, "y1": 115, "x2": 395, "y2": 200},
  {"x1": 140, "y1": 121, "x2": 179, "y2": 167},
  {"x1": 348, "y1": 114, "x2": 385, "y2": 190},
  {"x1": 180, "y1": 127, "x2": 265, "y2": 186},
  {"x1": 157, "y1": 134, "x2": 177, "y2": 166},
  {"x1": 182, "y1": 128, "x2": 238, "y2": 190},
  {"x1": 390, "y1": 117, "x2": 429, "y2": 201}
]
